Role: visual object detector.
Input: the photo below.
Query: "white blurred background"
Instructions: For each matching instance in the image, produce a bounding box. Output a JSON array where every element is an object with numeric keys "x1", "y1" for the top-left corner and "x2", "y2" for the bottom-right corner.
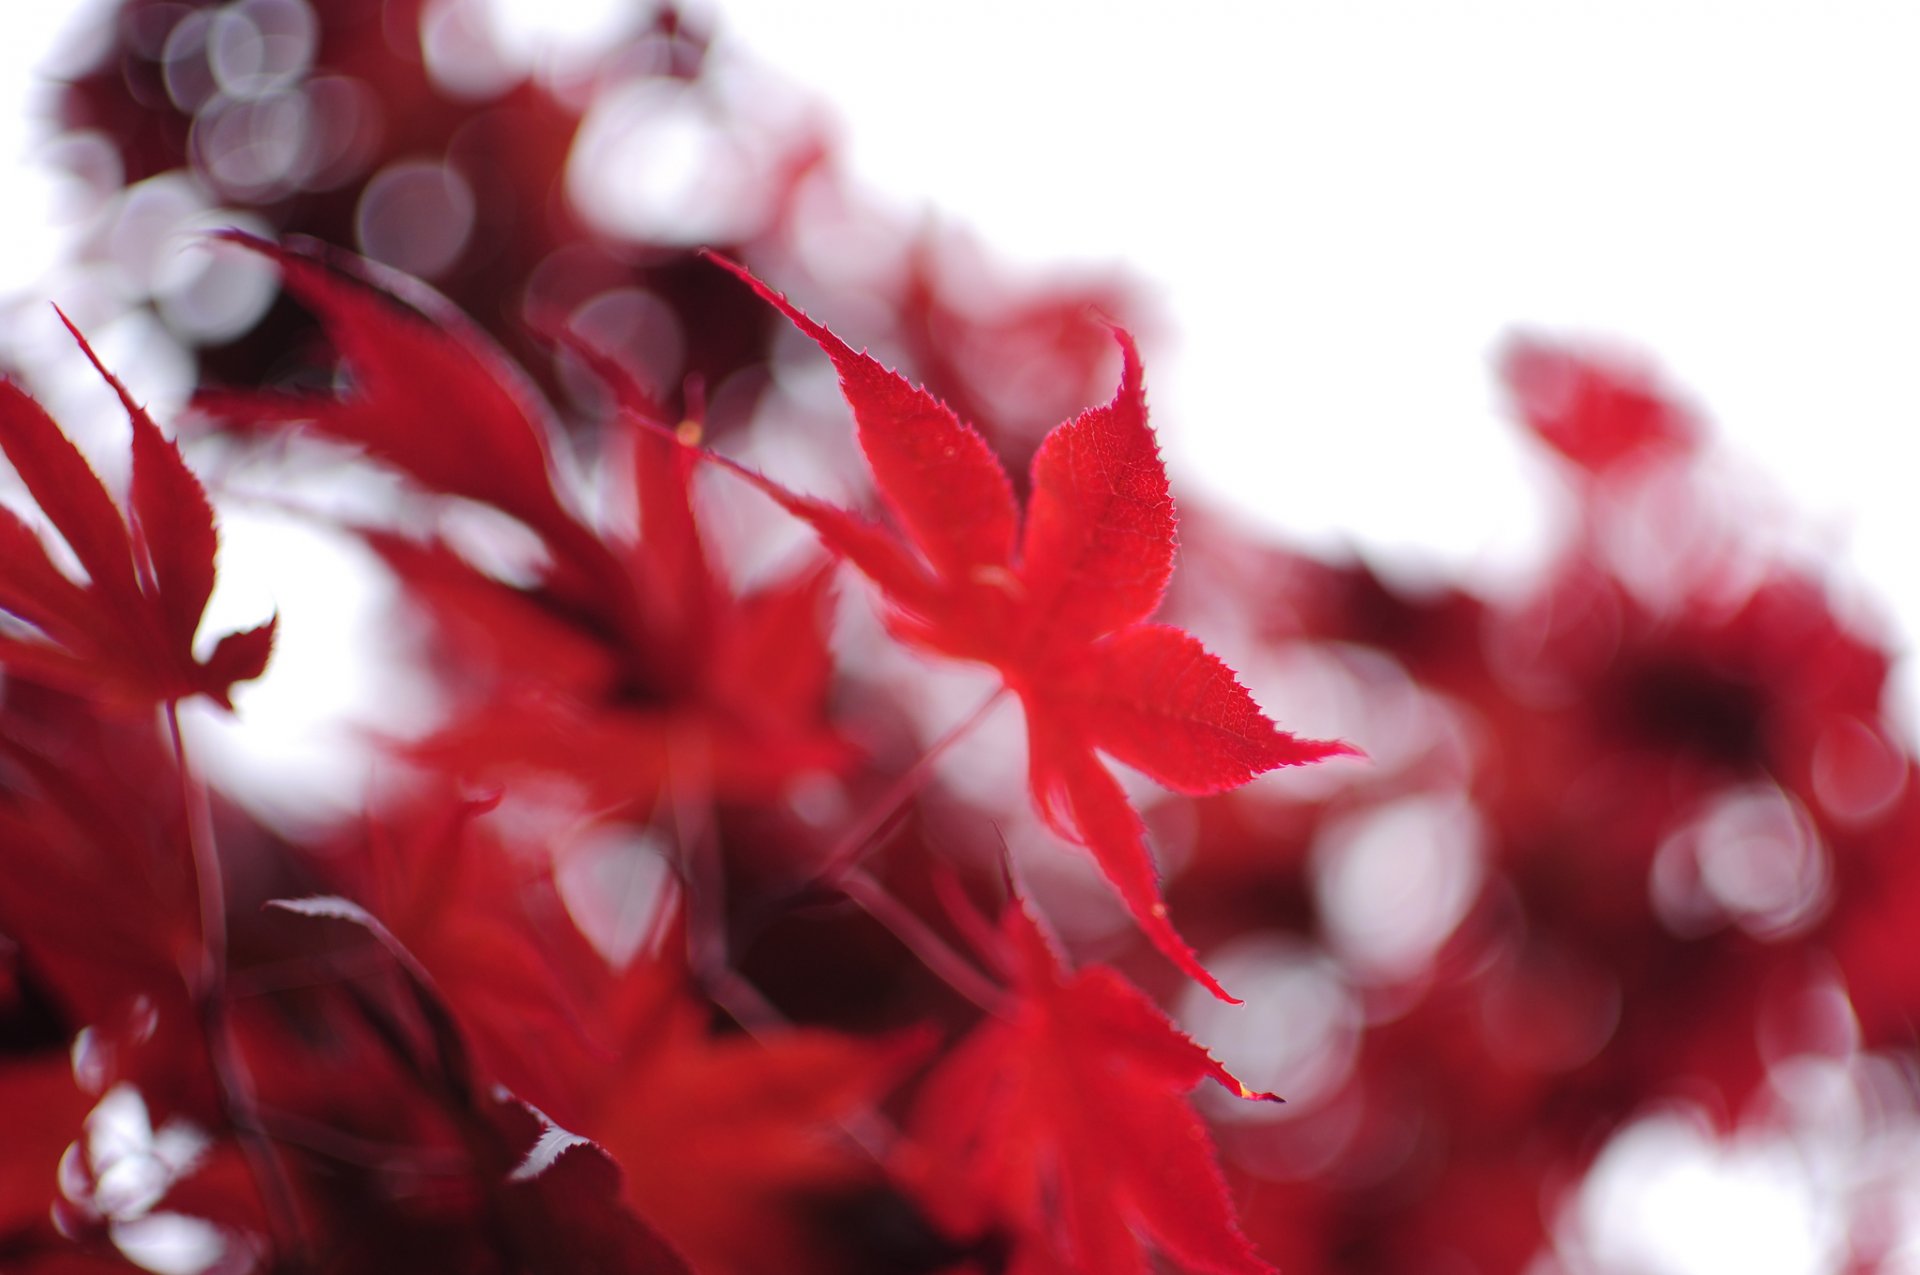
[
  {"x1": 13, "y1": 2, "x2": 1920, "y2": 604},
  {"x1": 8, "y1": 3, "x2": 1920, "y2": 1273}
]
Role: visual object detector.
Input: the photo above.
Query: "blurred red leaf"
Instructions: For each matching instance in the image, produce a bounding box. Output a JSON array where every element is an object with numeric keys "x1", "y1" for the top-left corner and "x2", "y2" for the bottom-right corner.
[
  {"x1": 197, "y1": 233, "x2": 583, "y2": 547},
  {"x1": 205, "y1": 237, "x2": 852, "y2": 809},
  {"x1": 1502, "y1": 335, "x2": 1697, "y2": 474},
  {"x1": 585, "y1": 957, "x2": 932, "y2": 1275},
  {"x1": 901, "y1": 895, "x2": 1275, "y2": 1274},
  {"x1": 0, "y1": 1053, "x2": 92, "y2": 1244}
]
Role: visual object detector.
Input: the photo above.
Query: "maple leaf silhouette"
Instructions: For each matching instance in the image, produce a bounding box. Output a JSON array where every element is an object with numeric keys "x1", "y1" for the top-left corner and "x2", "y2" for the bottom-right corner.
[
  {"x1": 0, "y1": 315, "x2": 274, "y2": 710},
  {"x1": 693, "y1": 258, "x2": 1356, "y2": 1000},
  {"x1": 900, "y1": 894, "x2": 1277, "y2": 1274}
]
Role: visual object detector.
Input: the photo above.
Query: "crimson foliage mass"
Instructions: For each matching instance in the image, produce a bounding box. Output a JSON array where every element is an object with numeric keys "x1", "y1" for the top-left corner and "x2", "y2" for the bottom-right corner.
[{"x1": 6, "y1": 3, "x2": 1919, "y2": 1273}]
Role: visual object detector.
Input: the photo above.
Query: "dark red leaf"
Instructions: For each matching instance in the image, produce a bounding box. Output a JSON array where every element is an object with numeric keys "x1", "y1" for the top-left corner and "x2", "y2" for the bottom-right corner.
[
  {"x1": 0, "y1": 322, "x2": 273, "y2": 709},
  {"x1": 0, "y1": 383, "x2": 144, "y2": 634},
  {"x1": 60, "y1": 308, "x2": 218, "y2": 659},
  {"x1": 586, "y1": 957, "x2": 933, "y2": 1275},
  {"x1": 203, "y1": 232, "x2": 583, "y2": 546},
  {"x1": 266, "y1": 894, "x2": 693, "y2": 1273}
]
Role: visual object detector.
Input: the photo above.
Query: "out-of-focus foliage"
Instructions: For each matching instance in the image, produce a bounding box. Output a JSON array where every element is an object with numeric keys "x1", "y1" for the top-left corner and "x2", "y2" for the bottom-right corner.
[{"x1": 1, "y1": 2, "x2": 1916, "y2": 1273}]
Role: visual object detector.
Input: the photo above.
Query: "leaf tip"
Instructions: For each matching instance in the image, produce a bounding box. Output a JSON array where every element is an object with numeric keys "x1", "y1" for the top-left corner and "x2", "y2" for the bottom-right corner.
[
  {"x1": 50, "y1": 306, "x2": 116, "y2": 389},
  {"x1": 699, "y1": 248, "x2": 755, "y2": 290},
  {"x1": 1164, "y1": 923, "x2": 1240, "y2": 1003}
]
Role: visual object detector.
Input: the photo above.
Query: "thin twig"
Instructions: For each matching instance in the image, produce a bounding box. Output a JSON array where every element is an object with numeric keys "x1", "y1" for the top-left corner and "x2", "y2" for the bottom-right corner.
[
  {"x1": 665, "y1": 739, "x2": 731, "y2": 994},
  {"x1": 810, "y1": 686, "x2": 1007, "y2": 886},
  {"x1": 168, "y1": 703, "x2": 312, "y2": 1264},
  {"x1": 927, "y1": 851, "x2": 1012, "y2": 980},
  {"x1": 838, "y1": 868, "x2": 1005, "y2": 1013},
  {"x1": 700, "y1": 963, "x2": 790, "y2": 1037},
  {"x1": 249, "y1": 1105, "x2": 465, "y2": 1175},
  {"x1": 225, "y1": 943, "x2": 394, "y2": 999}
]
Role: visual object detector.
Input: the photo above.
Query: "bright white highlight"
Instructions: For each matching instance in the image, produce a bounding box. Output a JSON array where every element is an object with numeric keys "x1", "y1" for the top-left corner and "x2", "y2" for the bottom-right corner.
[{"x1": 1558, "y1": 1110, "x2": 1837, "y2": 1275}]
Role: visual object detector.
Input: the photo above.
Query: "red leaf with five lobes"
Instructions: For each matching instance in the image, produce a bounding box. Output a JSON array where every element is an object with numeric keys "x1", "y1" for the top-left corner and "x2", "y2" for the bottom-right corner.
[
  {"x1": 704, "y1": 257, "x2": 1355, "y2": 999},
  {"x1": 369, "y1": 518, "x2": 853, "y2": 809},
  {"x1": 0, "y1": 318, "x2": 274, "y2": 710},
  {"x1": 900, "y1": 898, "x2": 1276, "y2": 1275}
]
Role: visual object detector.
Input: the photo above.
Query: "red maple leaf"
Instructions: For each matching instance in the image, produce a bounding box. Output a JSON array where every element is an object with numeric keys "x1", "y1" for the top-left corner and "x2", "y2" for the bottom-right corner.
[
  {"x1": 690, "y1": 258, "x2": 1355, "y2": 1000},
  {"x1": 0, "y1": 315, "x2": 273, "y2": 710},
  {"x1": 900, "y1": 894, "x2": 1276, "y2": 1274},
  {"x1": 198, "y1": 234, "x2": 850, "y2": 808},
  {"x1": 581, "y1": 950, "x2": 933, "y2": 1275}
]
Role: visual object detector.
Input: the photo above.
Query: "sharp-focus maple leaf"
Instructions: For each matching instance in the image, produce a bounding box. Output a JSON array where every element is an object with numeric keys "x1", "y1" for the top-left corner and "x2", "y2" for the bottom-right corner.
[
  {"x1": 900, "y1": 895, "x2": 1276, "y2": 1274},
  {"x1": 0, "y1": 316, "x2": 274, "y2": 710},
  {"x1": 695, "y1": 258, "x2": 1355, "y2": 1000}
]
